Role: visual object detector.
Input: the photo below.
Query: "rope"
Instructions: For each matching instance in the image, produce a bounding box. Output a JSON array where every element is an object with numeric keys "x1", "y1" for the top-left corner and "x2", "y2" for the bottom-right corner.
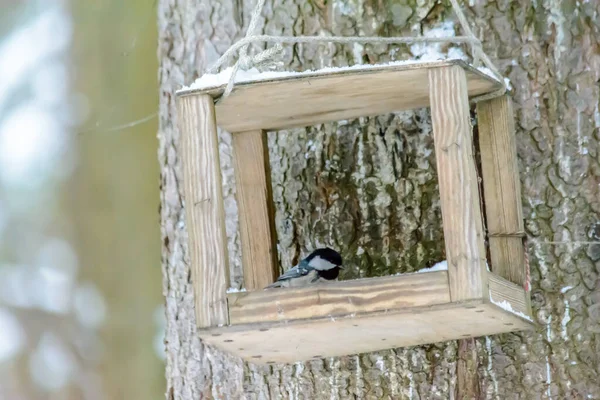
[
  {"x1": 208, "y1": 0, "x2": 508, "y2": 98},
  {"x1": 529, "y1": 240, "x2": 600, "y2": 245},
  {"x1": 208, "y1": 35, "x2": 483, "y2": 73},
  {"x1": 487, "y1": 232, "x2": 600, "y2": 245},
  {"x1": 524, "y1": 238, "x2": 600, "y2": 292},
  {"x1": 523, "y1": 236, "x2": 531, "y2": 292},
  {"x1": 487, "y1": 232, "x2": 600, "y2": 292},
  {"x1": 488, "y1": 232, "x2": 526, "y2": 238},
  {"x1": 222, "y1": 0, "x2": 266, "y2": 96}
]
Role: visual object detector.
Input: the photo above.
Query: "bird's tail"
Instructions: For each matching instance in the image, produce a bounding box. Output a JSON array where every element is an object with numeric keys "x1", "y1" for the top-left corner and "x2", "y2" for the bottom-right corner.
[{"x1": 264, "y1": 281, "x2": 282, "y2": 289}]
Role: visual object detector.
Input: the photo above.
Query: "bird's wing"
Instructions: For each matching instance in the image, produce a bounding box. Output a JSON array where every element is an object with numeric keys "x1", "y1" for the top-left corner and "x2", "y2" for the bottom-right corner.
[
  {"x1": 264, "y1": 260, "x2": 314, "y2": 288},
  {"x1": 275, "y1": 261, "x2": 313, "y2": 282}
]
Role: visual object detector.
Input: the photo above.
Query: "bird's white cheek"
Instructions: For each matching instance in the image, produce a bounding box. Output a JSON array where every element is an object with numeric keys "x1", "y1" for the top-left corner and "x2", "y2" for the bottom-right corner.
[{"x1": 308, "y1": 256, "x2": 336, "y2": 271}]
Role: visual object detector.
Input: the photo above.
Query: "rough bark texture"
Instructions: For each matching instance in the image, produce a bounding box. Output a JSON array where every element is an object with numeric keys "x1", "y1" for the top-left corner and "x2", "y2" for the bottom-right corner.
[{"x1": 158, "y1": 0, "x2": 600, "y2": 399}]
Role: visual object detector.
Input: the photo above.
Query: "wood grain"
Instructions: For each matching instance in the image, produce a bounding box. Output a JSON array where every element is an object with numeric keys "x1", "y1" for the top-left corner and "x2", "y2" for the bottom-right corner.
[
  {"x1": 178, "y1": 94, "x2": 229, "y2": 328},
  {"x1": 200, "y1": 299, "x2": 534, "y2": 364},
  {"x1": 232, "y1": 130, "x2": 279, "y2": 290},
  {"x1": 228, "y1": 271, "x2": 450, "y2": 324},
  {"x1": 488, "y1": 272, "x2": 530, "y2": 317},
  {"x1": 477, "y1": 96, "x2": 527, "y2": 287},
  {"x1": 177, "y1": 60, "x2": 503, "y2": 132},
  {"x1": 428, "y1": 65, "x2": 488, "y2": 302}
]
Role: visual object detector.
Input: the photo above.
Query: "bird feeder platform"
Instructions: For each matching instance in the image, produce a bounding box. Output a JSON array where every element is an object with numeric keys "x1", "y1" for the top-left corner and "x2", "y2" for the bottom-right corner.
[{"x1": 176, "y1": 60, "x2": 534, "y2": 364}]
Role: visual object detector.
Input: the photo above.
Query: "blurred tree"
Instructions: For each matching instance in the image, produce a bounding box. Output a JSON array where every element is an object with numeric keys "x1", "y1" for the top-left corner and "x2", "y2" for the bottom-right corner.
[
  {"x1": 70, "y1": 0, "x2": 164, "y2": 399},
  {"x1": 158, "y1": 0, "x2": 600, "y2": 399},
  {"x1": 0, "y1": 2, "x2": 88, "y2": 398}
]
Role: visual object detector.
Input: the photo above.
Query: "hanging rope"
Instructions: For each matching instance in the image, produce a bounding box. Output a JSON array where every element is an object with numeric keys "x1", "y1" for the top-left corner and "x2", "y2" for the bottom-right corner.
[
  {"x1": 523, "y1": 236, "x2": 531, "y2": 292},
  {"x1": 207, "y1": 0, "x2": 508, "y2": 99},
  {"x1": 488, "y1": 232, "x2": 600, "y2": 292}
]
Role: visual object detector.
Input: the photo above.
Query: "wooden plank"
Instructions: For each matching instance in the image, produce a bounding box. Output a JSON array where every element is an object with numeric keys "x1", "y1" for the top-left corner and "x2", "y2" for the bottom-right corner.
[
  {"x1": 232, "y1": 130, "x2": 279, "y2": 290},
  {"x1": 201, "y1": 300, "x2": 534, "y2": 364},
  {"x1": 488, "y1": 272, "x2": 529, "y2": 317},
  {"x1": 228, "y1": 271, "x2": 451, "y2": 325},
  {"x1": 428, "y1": 65, "x2": 488, "y2": 301},
  {"x1": 178, "y1": 94, "x2": 229, "y2": 328},
  {"x1": 477, "y1": 96, "x2": 527, "y2": 287},
  {"x1": 177, "y1": 60, "x2": 503, "y2": 132}
]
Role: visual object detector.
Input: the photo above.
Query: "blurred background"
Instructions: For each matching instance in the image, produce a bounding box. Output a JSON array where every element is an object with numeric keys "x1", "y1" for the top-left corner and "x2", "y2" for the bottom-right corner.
[{"x1": 0, "y1": 0, "x2": 165, "y2": 398}]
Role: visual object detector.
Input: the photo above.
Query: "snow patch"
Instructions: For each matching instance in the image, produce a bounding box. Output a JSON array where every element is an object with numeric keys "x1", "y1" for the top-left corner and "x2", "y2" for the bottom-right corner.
[
  {"x1": 353, "y1": 355, "x2": 364, "y2": 398},
  {"x1": 352, "y1": 43, "x2": 364, "y2": 64},
  {"x1": 226, "y1": 287, "x2": 246, "y2": 294},
  {"x1": 485, "y1": 336, "x2": 499, "y2": 398},
  {"x1": 576, "y1": 109, "x2": 588, "y2": 155},
  {"x1": 561, "y1": 299, "x2": 570, "y2": 341},
  {"x1": 393, "y1": 260, "x2": 448, "y2": 276},
  {"x1": 489, "y1": 297, "x2": 533, "y2": 322},
  {"x1": 545, "y1": 315, "x2": 553, "y2": 398},
  {"x1": 477, "y1": 67, "x2": 512, "y2": 90},
  {"x1": 180, "y1": 59, "x2": 503, "y2": 92},
  {"x1": 329, "y1": 357, "x2": 340, "y2": 400},
  {"x1": 410, "y1": 21, "x2": 457, "y2": 61},
  {"x1": 375, "y1": 355, "x2": 385, "y2": 372},
  {"x1": 560, "y1": 286, "x2": 573, "y2": 294},
  {"x1": 293, "y1": 362, "x2": 304, "y2": 399},
  {"x1": 422, "y1": 260, "x2": 448, "y2": 273},
  {"x1": 388, "y1": 353, "x2": 400, "y2": 397},
  {"x1": 419, "y1": 260, "x2": 448, "y2": 273}
]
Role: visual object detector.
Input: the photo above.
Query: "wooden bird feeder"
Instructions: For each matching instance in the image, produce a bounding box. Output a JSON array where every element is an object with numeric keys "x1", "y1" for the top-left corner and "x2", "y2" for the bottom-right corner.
[{"x1": 176, "y1": 60, "x2": 534, "y2": 364}]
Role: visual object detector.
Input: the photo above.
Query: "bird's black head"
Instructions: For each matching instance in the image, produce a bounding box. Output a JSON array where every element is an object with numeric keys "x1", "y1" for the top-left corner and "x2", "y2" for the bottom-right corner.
[
  {"x1": 306, "y1": 248, "x2": 343, "y2": 281},
  {"x1": 306, "y1": 247, "x2": 343, "y2": 268}
]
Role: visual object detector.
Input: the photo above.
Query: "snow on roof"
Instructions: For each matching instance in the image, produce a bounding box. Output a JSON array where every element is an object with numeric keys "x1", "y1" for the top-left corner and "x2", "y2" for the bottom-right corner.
[{"x1": 178, "y1": 58, "x2": 504, "y2": 93}]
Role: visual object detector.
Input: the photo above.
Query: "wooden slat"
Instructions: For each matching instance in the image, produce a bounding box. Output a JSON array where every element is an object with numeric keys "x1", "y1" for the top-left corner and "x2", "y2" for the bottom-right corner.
[
  {"x1": 228, "y1": 271, "x2": 451, "y2": 325},
  {"x1": 177, "y1": 60, "x2": 503, "y2": 132},
  {"x1": 488, "y1": 272, "x2": 529, "y2": 317},
  {"x1": 232, "y1": 130, "x2": 278, "y2": 290},
  {"x1": 428, "y1": 65, "x2": 488, "y2": 302},
  {"x1": 178, "y1": 94, "x2": 229, "y2": 328},
  {"x1": 201, "y1": 299, "x2": 534, "y2": 364},
  {"x1": 477, "y1": 96, "x2": 527, "y2": 287}
]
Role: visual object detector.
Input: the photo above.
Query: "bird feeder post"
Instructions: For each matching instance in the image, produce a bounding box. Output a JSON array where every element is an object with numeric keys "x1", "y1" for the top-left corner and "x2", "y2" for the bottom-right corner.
[
  {"x1": 178, "y1": 94, "x2": 230, "y2": 328},
  {"x1": 232, "y1": 130, "x2": 279, "y2": 290},
  {"x1": 428, "y1": 65, "x2": 488, "y2": 301}
]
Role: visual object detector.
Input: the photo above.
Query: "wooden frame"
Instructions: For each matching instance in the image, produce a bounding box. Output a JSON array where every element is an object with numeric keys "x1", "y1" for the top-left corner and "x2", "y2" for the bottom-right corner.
[{"x1": 176, "y1": 60, "x2": 533, "y2": 364}]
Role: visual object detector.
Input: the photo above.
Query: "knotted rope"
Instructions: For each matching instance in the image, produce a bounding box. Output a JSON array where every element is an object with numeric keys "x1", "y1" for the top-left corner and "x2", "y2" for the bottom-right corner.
[{"x1": 207, "y1": 0, "x2": 507, "y2": 100}]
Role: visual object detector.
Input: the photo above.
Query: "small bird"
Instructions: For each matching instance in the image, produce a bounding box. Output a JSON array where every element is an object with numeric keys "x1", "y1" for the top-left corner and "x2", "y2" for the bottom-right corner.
[{"x1": 265, "y1": 247, "x2": 343, "y2": 289}]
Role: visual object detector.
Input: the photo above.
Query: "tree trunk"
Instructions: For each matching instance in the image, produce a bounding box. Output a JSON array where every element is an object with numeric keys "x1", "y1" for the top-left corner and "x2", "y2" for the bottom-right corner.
[{"x1": 158, "y1": 0, "x2": 600, "y2": 398}]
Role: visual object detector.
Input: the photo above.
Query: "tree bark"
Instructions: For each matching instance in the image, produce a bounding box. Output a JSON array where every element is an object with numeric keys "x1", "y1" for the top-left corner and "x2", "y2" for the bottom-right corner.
[{"x1": 158, "y1": 0, "x2": 600, "y2": 398}]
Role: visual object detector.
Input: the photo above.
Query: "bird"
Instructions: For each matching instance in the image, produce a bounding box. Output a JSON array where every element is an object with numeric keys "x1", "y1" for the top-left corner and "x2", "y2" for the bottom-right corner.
[{"x1": 265, "y1": 247, "x2": 343, "y2": 289}]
